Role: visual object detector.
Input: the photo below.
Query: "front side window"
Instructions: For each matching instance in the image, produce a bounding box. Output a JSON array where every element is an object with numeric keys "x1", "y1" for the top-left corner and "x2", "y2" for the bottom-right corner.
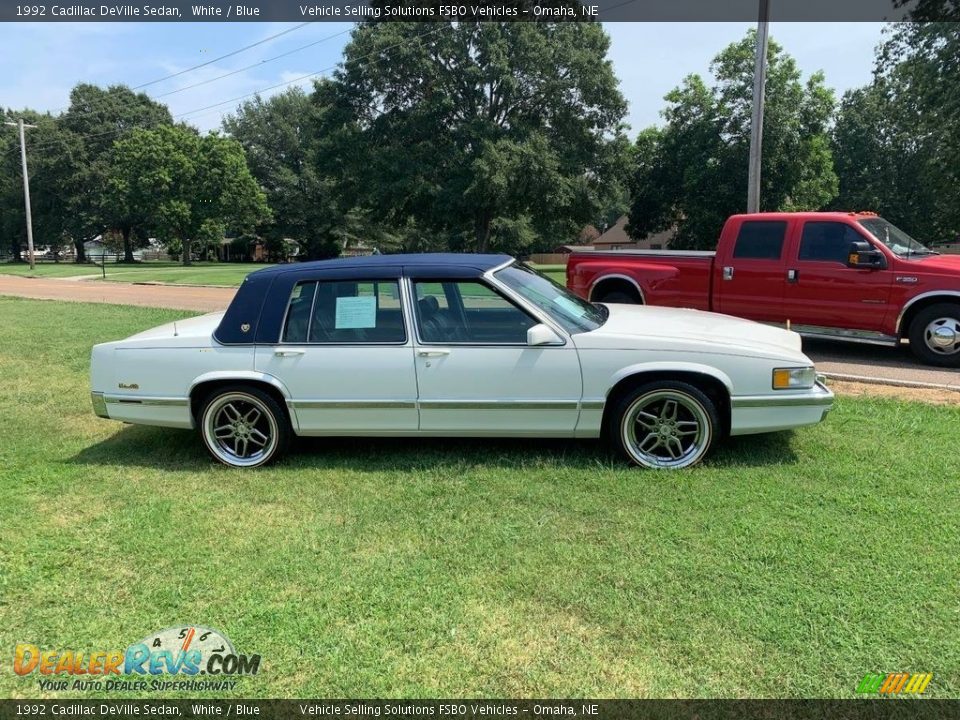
[
  {"x1": 282, "y1": 279, "x2": 405, "y2": 344},
  {"x1": 414, "y1": 280, "x2": 536, "y2": 344},
  {"x1": 733, "y1": 221, "x2": 787, "y2": 260},
  {"x1": 799, "y1": 222, "x2": 867, "y2": 263}
]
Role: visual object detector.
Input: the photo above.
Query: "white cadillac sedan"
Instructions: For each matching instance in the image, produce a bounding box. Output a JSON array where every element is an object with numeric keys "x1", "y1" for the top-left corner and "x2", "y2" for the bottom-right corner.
[{"x1": 90, "y1": 254, "x2": 833, "y2": 469}]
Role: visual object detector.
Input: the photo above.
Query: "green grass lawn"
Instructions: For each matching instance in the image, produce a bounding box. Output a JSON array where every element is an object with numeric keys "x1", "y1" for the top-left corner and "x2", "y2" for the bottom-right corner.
[
  {"x1": 0, "y1": 261, "x2": 565, "y2": 287},
  {"x1": 0, "y1": 297, "x2": 957, "y2": 699}
]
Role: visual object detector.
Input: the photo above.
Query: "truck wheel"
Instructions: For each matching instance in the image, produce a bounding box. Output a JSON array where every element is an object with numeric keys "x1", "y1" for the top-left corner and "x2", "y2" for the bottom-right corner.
[
  {"x1": 200, "y1": 385, "x2": 291, "y2": 468},
  {"x1": 612, "y1": 381, "x2": 718, "y2": 469},
  {"x1": 908, "y1": 303, "x2": 960, "y2": 367},
  {"x1": 596, "y1": 290, "x2": 640, "y2": 304}
]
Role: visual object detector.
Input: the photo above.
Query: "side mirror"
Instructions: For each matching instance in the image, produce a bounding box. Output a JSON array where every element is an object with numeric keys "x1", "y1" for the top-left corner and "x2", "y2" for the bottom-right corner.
[
  {"x1": 527, "y1": 323, "x2": 563, "y2": 347},
  {"x1": 847, "y1": 241, "x2": 886, "y2": 270}
]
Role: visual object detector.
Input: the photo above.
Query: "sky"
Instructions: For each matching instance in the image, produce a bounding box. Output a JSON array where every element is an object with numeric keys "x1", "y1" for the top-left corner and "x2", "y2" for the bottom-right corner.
[{"x1": 0, "y1": 21, "x2": 886, "y2": 134}]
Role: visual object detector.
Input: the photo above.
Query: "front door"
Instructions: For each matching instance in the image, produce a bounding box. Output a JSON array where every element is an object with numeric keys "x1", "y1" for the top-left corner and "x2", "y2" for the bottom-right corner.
[
  {"x1": 256, "y1": 276, "x2": 419, "y2": 434},
  {"x1": 410, "y1": 278, "x2": 582, "y2": 434},
  {"x1": 782, "y1": 220, "x2": 894, "y2": 333}
]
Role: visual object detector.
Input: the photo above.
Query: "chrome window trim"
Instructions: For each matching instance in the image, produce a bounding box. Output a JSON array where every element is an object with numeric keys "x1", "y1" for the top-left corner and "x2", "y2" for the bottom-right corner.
[
  {"x1": 587, "y1": 273, "x2": 646, "y2": 303},
  {"x1": 277, "y1": 277, "x2": 410, "y2": 346},
  {"x1": 408, "y1": 270, "x2": 570, "y2": 348}
]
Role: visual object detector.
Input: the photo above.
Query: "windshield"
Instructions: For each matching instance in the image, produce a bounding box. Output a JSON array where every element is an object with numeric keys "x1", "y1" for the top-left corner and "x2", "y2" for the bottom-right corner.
[
  {"x1": 858, "y1": 217, "x2": 936, "y2": 257},
  {"x1": 494, "y1": 262, "x2": 606, "y2": 334}
]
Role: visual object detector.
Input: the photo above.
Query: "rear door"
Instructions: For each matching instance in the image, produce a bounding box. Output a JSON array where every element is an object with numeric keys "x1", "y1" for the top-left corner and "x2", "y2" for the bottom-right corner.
[
  {"x1": 255, "y1": 272, "x2": 419, "y2": 433},
  {"x1": 716, "y1": 219, "x2": 788, "y2": 322},
  {"x1": 782, "y1": 220, "x2": 894, "y2": 333}
]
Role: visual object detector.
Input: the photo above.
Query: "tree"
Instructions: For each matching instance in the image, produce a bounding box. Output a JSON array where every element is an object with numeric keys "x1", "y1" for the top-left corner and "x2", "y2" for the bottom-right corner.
[
  {"x1": 223, "y1": 83, "x2": 362, "y2": 261},
  {"x1": 108, "y1": 125, "x2": 270, "y2": 265},
  {"x1": 831, "y1": 23, "x2": 960, "y2": 242},
  {"x1": 58, "y1": 84, "x2": 174, "y2": 262},
  {"x1": 336, "y1": 20, "x2": 629, "y2": 253},
  {"x1": 628, "y1": 32, "x2": 837, "y2": 249}
]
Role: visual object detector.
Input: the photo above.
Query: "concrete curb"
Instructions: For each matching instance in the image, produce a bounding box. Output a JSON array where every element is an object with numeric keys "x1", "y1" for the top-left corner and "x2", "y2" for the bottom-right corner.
[{"x1": 823, "y1": 372, "x2": 960, "y2": 393}]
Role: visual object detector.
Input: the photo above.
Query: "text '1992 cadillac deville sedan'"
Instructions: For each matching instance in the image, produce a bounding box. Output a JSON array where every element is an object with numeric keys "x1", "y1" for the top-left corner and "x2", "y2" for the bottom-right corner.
[{"x1": 90, "y1": 254, "x2": 833, "y2": 469}]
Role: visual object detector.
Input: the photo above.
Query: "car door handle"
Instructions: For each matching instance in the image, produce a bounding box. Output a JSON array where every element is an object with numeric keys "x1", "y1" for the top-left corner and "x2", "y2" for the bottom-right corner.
[
  {"x1": 417, "y1": 349, "x2": 451, "y2": 357},
  {"x1": 274, "y1": 349, "x2": 305, "y2": 357},
  {"x1": 787, "y1": 269, "x2": 798, "y2": 283},
  {"x1": 723, "y1": 266, "x2": 734, "y2": 280}
]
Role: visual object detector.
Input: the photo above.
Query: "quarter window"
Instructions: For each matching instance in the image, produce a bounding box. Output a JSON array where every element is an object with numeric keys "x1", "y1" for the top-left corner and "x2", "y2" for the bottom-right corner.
[
  {"x1": 282, "y1": 280, "x2": 405, "y2": 344},
  {"x1": 414, "y1": 280, "x2": 536, "y2": 344},
  {"x1": 733, "y1": 221, "x2": 787, "y2": 260},
  {"x1": 799, "y1": 222, "x2": 867, "y2": 263}
]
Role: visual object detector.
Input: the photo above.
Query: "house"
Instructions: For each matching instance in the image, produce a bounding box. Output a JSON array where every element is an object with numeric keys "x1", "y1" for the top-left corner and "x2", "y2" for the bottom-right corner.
[{"x1": 591, "y1": 215, "x2": 675, "y2": 251}]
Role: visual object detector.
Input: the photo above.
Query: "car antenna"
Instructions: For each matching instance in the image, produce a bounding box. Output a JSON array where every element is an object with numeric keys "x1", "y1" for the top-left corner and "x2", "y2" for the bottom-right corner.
[{"x1": 173, "y1": 322, "x2": 179, "y2": 337}]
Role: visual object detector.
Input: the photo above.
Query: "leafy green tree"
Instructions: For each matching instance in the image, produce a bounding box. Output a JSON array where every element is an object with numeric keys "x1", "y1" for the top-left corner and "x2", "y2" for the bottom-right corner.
[
  {"x1": 337, "y1": 21, "x2": 629, "y2": 253},
  {"x1": 58, "y1": 84, "x2": 174, "y2": 261},
  {"x1": 223, "y1": 83, "x2": 361, "y2": 260},
  {"x1": 108, "y1": 125, "x2": 270, "y2": 265},
  {"x1": 628, "y1": 32, "x2": 837, "y2": 249},
  {"x1": 831, "y1": 22, "x2": 959, "y2": 242}
]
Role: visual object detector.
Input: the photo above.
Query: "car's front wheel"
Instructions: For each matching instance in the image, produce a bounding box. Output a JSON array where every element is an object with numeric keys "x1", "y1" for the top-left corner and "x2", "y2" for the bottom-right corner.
[
  {"x1": 612, "y1": 381, "x2": 718, "y2": 469},
  {"x1": 199, "y1": 386, "x2": 290, "y2": 468}
]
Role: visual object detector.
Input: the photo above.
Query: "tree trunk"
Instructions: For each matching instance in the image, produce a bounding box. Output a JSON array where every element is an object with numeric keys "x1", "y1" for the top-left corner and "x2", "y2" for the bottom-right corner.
[
  {"x1": 74, "y1": 238, "x2": 85, "y2": 263},
  {"x1": 475, "y1": 212, "x2": 492, "y2": 253},
  {"x1": 122, "y1": 226, "x2": 135, "y2": 263},
  {"x1": 182, "y1": 239, "x2": 192, "y2": 266}
]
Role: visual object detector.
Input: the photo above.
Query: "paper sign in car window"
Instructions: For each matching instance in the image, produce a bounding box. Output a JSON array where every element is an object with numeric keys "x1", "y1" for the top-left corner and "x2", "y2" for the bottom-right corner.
[
  {"x1": 553, "y1": 296, "x2": 587, "y2": 317},
  {"x1": 335, "y1": 296, "x2": 377, "y2": 329}
]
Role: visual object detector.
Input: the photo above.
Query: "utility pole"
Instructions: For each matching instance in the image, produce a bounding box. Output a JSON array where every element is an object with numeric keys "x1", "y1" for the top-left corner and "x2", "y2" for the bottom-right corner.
[
  {"x1": 747, "y1": 0, "x2": 770, "y2": 214},
  {"x1": 4, "y1": 118, "x2": 38, "y2": 270}
]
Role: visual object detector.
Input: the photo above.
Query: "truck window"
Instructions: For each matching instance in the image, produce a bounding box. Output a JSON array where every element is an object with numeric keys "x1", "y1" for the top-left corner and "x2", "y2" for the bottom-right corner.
[
  {"x1": 799, "y1": 222, "x2": 864, "y2": 263},
  {"x1": 732, "y1": 221, "x2": 787, "y2": 260}
]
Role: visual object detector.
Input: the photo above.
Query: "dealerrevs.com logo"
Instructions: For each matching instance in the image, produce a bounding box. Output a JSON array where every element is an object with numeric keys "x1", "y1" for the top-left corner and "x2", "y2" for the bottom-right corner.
[{"x1": 13, "y1": 626, "x2": 261, "y2": 693}]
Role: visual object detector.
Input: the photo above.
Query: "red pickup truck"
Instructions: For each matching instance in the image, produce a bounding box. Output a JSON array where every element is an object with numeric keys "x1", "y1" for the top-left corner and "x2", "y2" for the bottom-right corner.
[{"x1": 567, "y1": 212, "x2": 960, "y2": 367}]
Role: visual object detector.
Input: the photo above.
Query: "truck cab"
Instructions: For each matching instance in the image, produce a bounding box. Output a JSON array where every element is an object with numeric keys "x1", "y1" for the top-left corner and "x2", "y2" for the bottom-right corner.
[{"x1": 567, "y1": 212, "x2": 960, "y2": 367}]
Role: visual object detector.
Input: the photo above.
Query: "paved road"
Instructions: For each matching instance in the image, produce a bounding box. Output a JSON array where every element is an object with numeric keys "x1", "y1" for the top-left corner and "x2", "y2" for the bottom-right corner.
[
  {"x1": 0, "y1": 275, "x2": 235, "y2": 313},
  {"x1": 3, "y1": 274, "x2": 959, "y2": 388},
  {"x1": 803, "y1": 339, "x2": 960, "y2": 389}
]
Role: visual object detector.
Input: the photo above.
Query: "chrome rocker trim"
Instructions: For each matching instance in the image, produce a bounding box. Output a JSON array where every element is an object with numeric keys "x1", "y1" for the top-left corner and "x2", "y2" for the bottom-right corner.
[{"x1": 102, "y1": 395, "x2": 190, "y2": 407}]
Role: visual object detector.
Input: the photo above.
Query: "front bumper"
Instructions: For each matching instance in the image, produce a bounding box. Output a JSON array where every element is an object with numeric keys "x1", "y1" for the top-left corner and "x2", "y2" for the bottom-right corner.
[{"x1": 729, "y1": 380, "x2": 834, "y2": 436}]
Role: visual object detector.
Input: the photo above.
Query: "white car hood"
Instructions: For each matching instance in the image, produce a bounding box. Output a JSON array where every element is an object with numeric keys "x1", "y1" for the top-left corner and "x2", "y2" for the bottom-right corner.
[
  {"x1": 579, "y1": 303, "x2": 804, "y2": 358},
  {"x1": 124, "y1": 311, "x2": 226, "y2": 342}
]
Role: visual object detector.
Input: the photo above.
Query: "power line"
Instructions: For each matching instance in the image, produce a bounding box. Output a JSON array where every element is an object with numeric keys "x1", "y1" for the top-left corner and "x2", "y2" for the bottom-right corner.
[
  {"x1": 12, "y1": 24, "x2": 444, "y2": 156},
  {"x1": 131, "y1": 22, "x2": 310, "y2": 91},
  {"x1": 152, "y1": 26, "x2": 353, "y2": 100},
  {"x1": 42, "y1": 21, "x2": 312, "y2": 117}
]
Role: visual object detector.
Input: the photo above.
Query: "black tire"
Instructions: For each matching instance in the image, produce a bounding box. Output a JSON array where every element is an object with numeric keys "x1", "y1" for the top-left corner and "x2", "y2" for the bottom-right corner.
[
  {"x1": 611, "y1": 380, "x2": 719, "y2": 469},
  {"x1": 199, "y1": 385, "x2": 291, "y2": 468},
  {"x1": 907, "y1": 303, "x2": 960, "y2": 368},
  {"x1": 596, "y1": 289, "x2": 641, "y2": 305}
]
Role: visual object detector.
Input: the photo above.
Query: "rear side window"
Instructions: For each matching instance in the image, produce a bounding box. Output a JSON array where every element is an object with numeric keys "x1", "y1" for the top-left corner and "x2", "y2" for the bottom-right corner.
[
  {"x1": 733, "y1": 221, "x2": 787, "y2": 260},
  {"x1": 799, "y1": 222, "x2": 865, "y2": 263},
  {"x1": 282, "y1": 280, "x2": 405, "y2": 344}
]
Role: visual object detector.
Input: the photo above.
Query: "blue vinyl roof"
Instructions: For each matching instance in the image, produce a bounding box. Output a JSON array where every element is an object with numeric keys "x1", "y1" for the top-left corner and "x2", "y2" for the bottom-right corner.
[{"x1": 249, "y1": 253, "x2": 513, "y2": 277}]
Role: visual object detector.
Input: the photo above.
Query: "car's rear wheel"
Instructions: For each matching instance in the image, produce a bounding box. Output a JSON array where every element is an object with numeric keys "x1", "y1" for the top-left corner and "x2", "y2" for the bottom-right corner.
[
  {"x1": 612, "y1": 381, "x2": 718, "y2": 469},
  {"x1": 200, "y1": 386, "x2": 290, "y2": 468},
  {"x1": 908, "y1": 303, "x2": 960, "y2": 367}
]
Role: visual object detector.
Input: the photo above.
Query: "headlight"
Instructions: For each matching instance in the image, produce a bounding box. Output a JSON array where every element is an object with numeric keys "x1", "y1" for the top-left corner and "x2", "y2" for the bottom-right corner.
[{"x1": 772, "y1": 367, "x2": 816, "y2": 390}]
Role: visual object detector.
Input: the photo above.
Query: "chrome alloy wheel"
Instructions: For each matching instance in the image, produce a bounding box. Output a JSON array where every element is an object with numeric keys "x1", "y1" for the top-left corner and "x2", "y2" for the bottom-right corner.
[
  {"x1": 621, "y1": 389, "x2": 711, "y2": 469},
  {"x1": 202, "y1": 392, "x2": 278, "y2": 468},
  {"x1": 923, "y1": 316, "x2": 960, "y2": 356}
]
